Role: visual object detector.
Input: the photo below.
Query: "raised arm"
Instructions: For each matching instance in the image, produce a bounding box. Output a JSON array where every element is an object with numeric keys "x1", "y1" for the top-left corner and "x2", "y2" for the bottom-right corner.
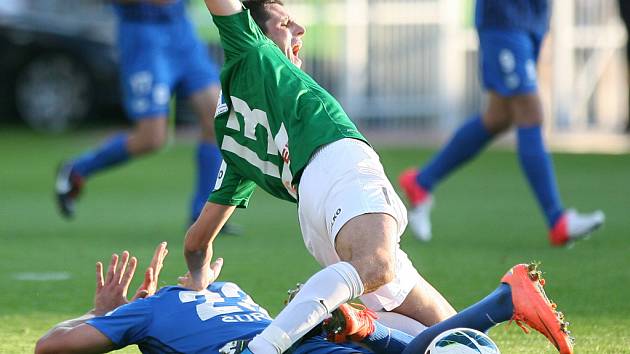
[
  {"x1": 203, "y1": 0, "x2": 242, "y2": 16},
  {"x1": 184, "y1": 202, "x2": 236, "y2": 290}
]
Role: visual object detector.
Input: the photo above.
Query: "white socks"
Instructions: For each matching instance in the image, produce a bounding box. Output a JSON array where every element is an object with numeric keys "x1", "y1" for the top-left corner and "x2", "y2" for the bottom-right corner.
[
  {"x1": 248, "y1": 262, "x2": 364, "y2": 354},
  {"x1": 374, "y1": 311, "x2": 427, "y2": 336}
]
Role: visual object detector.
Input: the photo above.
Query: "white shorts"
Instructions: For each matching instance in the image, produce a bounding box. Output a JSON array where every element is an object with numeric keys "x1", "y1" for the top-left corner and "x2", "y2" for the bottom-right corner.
[{"x1": 297, "y1": 138, "x2": 421, "y2": 311}]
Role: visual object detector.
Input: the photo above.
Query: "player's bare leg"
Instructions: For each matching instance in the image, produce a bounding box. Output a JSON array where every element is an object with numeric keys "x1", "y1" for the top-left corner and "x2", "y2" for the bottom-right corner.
[{"x1": 335, "y1": 213, "x2": 456, "y2": 326}]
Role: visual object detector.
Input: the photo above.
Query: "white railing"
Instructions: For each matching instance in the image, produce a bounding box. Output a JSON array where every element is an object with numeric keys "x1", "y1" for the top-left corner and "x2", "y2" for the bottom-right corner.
[{"x1": 8, "y1": 0, "x2": 628, "y2": 146}]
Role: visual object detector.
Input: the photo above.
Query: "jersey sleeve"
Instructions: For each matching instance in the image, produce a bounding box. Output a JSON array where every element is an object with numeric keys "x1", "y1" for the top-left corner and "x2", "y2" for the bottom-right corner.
[
  {"x1": 86, "y1": 299, "x2": 153, "y2": 348},
  {"x1": 212, "y1": 9, "x2": 270, "y2": 61},
  {"x1": 208, "y1": 160, "x2": 256, "y2": 208}
]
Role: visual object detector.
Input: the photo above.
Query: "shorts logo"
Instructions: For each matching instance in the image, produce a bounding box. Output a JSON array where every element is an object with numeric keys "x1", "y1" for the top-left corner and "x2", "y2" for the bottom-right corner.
[
  {"x1": 499, "y1": 49, "x2": 515, "y2": 73},
  {"x1": 131, "y1": 99, "x2": 149, "y2": 113},
  {"x1": 330, "y1": 208, "x2": 342, "y2": 229},
  {"x1": 381, "y1": 187, "x2": 391, "y2": 206},
  {"x1": 129, "y1": 71, "x2": 152, "y2": 95},
  {"x1": 153, "y1": 84, "x2": 170, "y2": 105}
]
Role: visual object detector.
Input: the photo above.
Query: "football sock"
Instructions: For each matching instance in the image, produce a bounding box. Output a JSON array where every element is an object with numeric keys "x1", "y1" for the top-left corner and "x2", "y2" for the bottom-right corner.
[
  {"x1": 516, "y1": 125, "x2": 564, "y2": 227},
  {"x1": 191, "y1": 142, "x2": 223, "y2": 222},
  {"x1": 374, "y1": 311, "x2": 427, "y2": 336},
  {"x1": 401, "y1": 284, "x2": 513, "y2": 354},
  {"x1": 418, "y1": 115, "x2": 492, "y2": 191},
  {"x1": 248, "y1": 262, "x2": 364, "y2": 354},
  {"x1": 71, "y1": 133, "x2": 130, "y2": 178},
  {"x1": 361, "y1": 321, "x2": 414, "y2": 354}
]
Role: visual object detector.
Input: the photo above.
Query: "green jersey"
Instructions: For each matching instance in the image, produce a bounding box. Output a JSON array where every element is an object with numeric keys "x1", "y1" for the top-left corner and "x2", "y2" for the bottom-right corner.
[{"x1": 209, "y1": 9, "x2": 366, "y2": 208}]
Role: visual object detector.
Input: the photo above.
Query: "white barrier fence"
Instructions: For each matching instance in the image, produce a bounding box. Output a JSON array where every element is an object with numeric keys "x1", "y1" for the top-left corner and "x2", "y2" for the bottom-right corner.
[{"x1": 7, "y1": 0, "x2": 629, "y2": 147}]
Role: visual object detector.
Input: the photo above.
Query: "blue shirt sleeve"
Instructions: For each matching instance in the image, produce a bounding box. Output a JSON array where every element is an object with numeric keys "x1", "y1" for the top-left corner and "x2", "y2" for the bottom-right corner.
[{"x1": 86, "y1": 299, "x2": 153, "y2": 348}]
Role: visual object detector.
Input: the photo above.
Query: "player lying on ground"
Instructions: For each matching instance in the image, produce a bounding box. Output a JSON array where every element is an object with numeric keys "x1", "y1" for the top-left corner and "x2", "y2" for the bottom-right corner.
[
  {"x1": 34, "y1": 243, "x2": 367, "y2": 354},
  {"x1": 34, "y1": 244, "x2": 573, "y2": 354},
  {"x1": 184, "y1": 1, "x2": 455, "y2": 353}
]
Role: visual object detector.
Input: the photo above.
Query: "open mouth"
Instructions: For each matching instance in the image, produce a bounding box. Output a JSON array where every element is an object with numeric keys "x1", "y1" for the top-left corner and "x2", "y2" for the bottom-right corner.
[{"x1": 292, "y1": 42, "x2": 301, "y2": 57}]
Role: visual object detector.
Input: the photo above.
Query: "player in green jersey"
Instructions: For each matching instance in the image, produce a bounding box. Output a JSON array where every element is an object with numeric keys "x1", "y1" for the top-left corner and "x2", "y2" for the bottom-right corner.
[{"x1": 183, "y1": 1, "x2": 456, "y2": 353}]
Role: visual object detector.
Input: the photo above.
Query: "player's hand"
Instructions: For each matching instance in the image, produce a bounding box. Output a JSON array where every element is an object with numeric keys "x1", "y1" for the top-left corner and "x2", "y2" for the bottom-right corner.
[
  {"x1": 178, "y1": 257, "x2": 223, "y2": 291},
  {"x1": 94, "y1": 251, "x2": 137, "y2": 316},
  {"x1": 131, "y1": 242, "x2": 168, "y2": 301}
]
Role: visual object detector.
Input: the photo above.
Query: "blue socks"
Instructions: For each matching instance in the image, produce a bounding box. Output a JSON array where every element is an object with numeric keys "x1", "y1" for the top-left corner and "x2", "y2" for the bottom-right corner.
[
  {"x1": 516, "y1": 125, "x2": 564, "y2": 227},
  {"x1": 360, "y1": 321, "x2": 414, "y2": 354},
  {"x1": 191, "y1": 142, "x2": 223, "y2": 222},
  {"x1": 418, "y1": 115, "x2": 492, "y2": 191},
  {"x1": 401, "y1": 284, "x2": 514, "y2": 354},
  {"x1": 71, "y1": 133, "x2": 130, "y2": 178}
]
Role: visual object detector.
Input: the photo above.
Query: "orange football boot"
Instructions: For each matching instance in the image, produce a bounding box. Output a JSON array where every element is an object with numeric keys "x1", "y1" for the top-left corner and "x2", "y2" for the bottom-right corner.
[
  {"x1": 323, "y1": 303, "x2": 378, "y2": 343},
  {"x1": 502, "y1": 263, "x2": 574, "y2": 354}
]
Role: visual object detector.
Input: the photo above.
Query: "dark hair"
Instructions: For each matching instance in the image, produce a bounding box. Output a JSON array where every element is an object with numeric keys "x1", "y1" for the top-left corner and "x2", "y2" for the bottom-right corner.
[{"x1": 242, "y1": 0, "x2": 284, "y2": 34}]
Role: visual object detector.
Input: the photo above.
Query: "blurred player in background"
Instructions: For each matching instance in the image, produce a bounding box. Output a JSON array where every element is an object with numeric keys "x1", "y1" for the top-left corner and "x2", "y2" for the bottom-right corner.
[
  {"x1": 55, "y1": 0, "x2": 228, "y2": 227},
  {"x1": 399, "y1": 0, "x2": 604, "y2": 246},
  {"x1": 34, "y1": 244, "x2": 573, "y2": 354},
  {"x1": 184, "y1": 1, "x2": 458, "y2": 353}
]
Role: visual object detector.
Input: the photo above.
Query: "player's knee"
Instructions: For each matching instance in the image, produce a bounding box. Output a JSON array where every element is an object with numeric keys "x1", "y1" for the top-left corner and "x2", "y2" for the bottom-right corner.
[{"x1": 135, "y1": 131, "x2": 167, "y2": 153}]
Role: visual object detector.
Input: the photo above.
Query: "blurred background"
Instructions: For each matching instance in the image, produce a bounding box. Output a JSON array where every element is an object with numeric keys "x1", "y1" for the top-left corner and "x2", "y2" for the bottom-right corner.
[
  {"x1": 1, "y1": 2, "x2": 629, "y2": 352},
  {"x1": 1, "y1": 0, "x2": 629, "y2": 152}
]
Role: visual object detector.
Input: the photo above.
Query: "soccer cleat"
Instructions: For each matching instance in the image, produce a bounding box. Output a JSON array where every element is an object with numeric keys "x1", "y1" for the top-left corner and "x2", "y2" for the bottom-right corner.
[
  {"x1": 323, "y1": 303, "x2": 377, "y2": 343},
  {"x1": 55, "y1": 162, "x2": 84, "y2": 219},
  {"x1": 549, "y1": 209, "x2": 605, "y2": 246},
  {"x1": 398, "y1": 169, "x2": 433, "y2": 241},
  {"x1": 501, "y1": 263, "x2": 574, "y2": 354}
]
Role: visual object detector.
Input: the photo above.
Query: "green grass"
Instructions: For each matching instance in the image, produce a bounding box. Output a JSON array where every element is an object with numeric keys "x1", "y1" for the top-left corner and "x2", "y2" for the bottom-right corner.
[{"x1": 1, "y1": 128, "x2": 629, "y2": 353}]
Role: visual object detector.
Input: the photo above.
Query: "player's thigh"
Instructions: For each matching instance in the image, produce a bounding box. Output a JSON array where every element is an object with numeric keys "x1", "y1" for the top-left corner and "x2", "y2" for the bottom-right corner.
[
  {"x1": 478, "y1": 29, "x2": 541, "y2": 97},
  {"x1": 298, "y1": 139, "x2": 407, "y2": 267},
  {"x1": 117, "y1": 22, "x2": 174, "y2": 120},
  {"x1": 298, "y1": 139, "x2": 419, "y2": 310}
]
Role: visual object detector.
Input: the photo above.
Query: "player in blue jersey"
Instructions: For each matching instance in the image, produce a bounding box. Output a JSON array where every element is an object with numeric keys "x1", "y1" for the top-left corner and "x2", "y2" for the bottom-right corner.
[
  {"x1": 34, "y1": 243, "x2": 573, "y2": 353},
  {"x1": 55, "y1": 0, "x2": 229, "y2": 227},
  {"x1": 399, "y1": 0, "x2": 604, "y2": 246},
  {"x1": 33, "y1": 242, "x2": 396, "y2": 354}
]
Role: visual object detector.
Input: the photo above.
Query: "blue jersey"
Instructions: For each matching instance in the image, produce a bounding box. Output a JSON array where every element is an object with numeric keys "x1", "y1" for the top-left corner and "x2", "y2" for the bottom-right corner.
[
  {"x1": 87, "y1": 282, "x2": 272, "y2": 353},
  {"x1": 113, "y1": 0, "x2": 187, "y2": 23},
  {"x1": 475, "y1": 0, "x2": 550, "y2": 35}
]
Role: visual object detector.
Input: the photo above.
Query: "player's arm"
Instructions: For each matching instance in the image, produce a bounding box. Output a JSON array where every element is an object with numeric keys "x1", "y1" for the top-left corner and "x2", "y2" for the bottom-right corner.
[
  {"x1": 203, "y1": 0, "x2": 242, "y2": 17},
  {"x1": 184, "y1": 162, "x2": 256, "y2": 290},
  {"x1": 36, "y1": 245, "x2": 168, "y2": 354},
  {"x1": 35, "y1": 320, "x2": 115, "y2": 354},
  {"x1": 184, "y1": 202, "x2": 235, "y2": 290}
]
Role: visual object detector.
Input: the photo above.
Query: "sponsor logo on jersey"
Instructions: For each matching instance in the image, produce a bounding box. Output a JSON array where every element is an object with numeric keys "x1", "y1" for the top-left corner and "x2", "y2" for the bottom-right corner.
[{"x1": 215, "y1": 91, "x2": 229, "y2": 117}]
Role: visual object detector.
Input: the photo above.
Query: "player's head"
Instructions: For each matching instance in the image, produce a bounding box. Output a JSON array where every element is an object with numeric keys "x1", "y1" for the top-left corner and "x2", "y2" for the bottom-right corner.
[{"x1": 243, "y1": 0, "x2": 306, "y2": 68}]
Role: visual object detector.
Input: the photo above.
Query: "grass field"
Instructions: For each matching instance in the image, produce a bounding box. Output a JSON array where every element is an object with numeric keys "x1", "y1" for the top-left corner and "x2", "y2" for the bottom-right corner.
[{"x1": 1, "y1": 128, "x2": 629, "y2": 353}]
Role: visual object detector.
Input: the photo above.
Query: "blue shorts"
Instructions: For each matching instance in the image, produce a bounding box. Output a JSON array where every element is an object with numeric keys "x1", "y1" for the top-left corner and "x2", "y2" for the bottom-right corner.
[
  {"x1": 478, "y1": 29, "x2": 544, "y2": 97},
  {"x1": 117, "y1": 19, "x2": 219, "y2": 120},
  {"x1": 292, "y1": 335, "x2": 370, "y2": 354}
]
